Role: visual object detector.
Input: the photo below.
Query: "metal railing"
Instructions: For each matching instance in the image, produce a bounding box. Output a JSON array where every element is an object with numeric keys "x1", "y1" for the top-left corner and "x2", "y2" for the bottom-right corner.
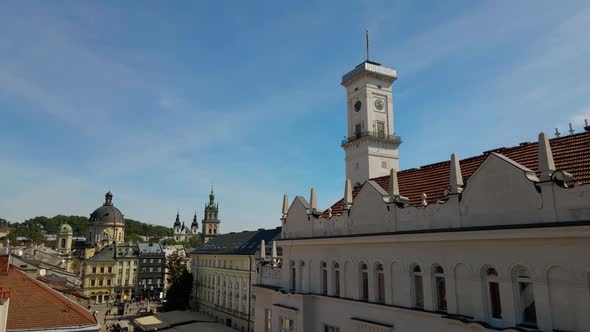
[{"x1": 341, "y1": 131, "x2": 401, "y2": 145}]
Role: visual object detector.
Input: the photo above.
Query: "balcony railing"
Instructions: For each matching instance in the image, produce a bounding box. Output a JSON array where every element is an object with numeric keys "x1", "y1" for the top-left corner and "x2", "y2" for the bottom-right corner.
[{"x1": 341, "y1": 131, "x2": 401, "y2": 145}]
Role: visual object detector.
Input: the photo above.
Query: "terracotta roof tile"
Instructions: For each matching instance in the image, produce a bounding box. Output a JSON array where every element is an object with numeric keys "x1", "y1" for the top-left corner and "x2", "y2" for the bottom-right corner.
[
  {"x1": 0, "y1": 265, "x2": 98, "y2": 331},
  {"x1": 325, "y1": 131, "x2": 590, "y2": 216}
]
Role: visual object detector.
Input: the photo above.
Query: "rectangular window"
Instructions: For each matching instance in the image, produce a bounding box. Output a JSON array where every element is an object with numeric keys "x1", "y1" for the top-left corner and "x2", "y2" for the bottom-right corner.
[
  {"x1": 324, "y1": 325, "x2": 340, "y2": 332},
  {"x1": 108, "y1": 267, "x2": 112, "y2": 273},
  {"x1": 100, "y1": 267, "x2": 105, "y2": 273},
  {"x1": 264, "y1": 308, "x2": 272, "y2": 332},
  {"x1": 107, "y1": 279, "x2": 111, "y2": 286},
  {"x1": 92, "y1": 267, "x2": 97, "y2": 273},
  {"x1": 99, "y1": 279, "x2": 103, "y2": 286},
  {"x1": 280, "y1": 318, "x2": 294, "y2": 332},
  {"x1": 334, "y1": 270, "x2": 340, "y2": 297},
  {"x1": 355, "y1": 123, "x2": 362, "y2": 135},
  {"x1": 376, "y1": 121, "x2": 385, "y2": 137},
  {"x1": 489, "y1": 281, "x2": 502, "y2": 319},
  {"x1": 91, "y1": 279, "x2": 96, "y2": 286}
]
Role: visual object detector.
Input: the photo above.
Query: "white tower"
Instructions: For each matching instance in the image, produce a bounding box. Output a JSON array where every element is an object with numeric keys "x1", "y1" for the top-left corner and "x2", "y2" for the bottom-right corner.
[{"x1": 341, "y1": 60, "x2": 401, "y2": 185}]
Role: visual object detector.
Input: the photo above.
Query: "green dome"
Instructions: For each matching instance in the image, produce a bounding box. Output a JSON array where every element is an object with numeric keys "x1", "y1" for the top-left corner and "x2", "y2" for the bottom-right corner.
[{"x1": 59, "y1": 223, "x2": 73, "y2": 234}]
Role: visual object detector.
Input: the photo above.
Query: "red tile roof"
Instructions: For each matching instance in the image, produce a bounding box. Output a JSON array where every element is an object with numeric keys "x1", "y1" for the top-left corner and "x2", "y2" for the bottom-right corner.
[
  {"x1": 325, "y1": 131, "x2": 590, "y2": 216},
  {"x1": 0, "y1": 265, "x2": 98, "y2": 331}
]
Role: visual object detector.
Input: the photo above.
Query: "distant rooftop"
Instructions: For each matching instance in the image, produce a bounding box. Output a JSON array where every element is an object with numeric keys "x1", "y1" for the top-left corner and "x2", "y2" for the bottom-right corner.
[{"x1": 190, "y1": 227, "x2": 282, "y2": 255}]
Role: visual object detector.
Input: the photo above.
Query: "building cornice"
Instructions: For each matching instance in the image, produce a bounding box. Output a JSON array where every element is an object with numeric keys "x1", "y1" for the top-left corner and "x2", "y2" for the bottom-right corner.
[{"x1": 278, "y1": 220, "x2": 590, "y2": 246}]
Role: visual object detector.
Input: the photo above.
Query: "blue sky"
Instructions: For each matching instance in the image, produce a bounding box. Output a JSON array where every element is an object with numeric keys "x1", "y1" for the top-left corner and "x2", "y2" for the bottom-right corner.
[{"x1": 1, "y1": 1, "x2": 589, "y2": 232}]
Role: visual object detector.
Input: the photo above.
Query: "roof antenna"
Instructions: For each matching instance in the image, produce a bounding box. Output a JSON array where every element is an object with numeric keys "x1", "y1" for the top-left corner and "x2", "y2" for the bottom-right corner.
[
  {"x1": 365, "y1": 27, "x2": 370, "y2": 62},
  {"x1": 568, "y1": 123, "x2": 575, "y2": 135},
  {"x1": 554, "y1": 128, "x2": 561, "y2": 138}
]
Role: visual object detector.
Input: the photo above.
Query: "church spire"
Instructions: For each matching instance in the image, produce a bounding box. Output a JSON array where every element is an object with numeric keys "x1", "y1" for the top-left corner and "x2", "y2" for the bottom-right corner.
[{"x1": 174, "y1": 210, "x2": 181, "y2": 227}]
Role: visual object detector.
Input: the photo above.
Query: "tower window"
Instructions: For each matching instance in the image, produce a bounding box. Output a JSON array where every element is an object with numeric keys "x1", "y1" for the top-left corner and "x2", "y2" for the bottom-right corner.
[{"x1": 354, "y1": 87, "x2": 358, "y2": 92}]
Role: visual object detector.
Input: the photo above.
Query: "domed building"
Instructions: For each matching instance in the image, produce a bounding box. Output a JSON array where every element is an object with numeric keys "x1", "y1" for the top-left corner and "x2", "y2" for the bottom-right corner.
[{"x1": 87, "y1": 191, "x2": 125, "y2": 245}]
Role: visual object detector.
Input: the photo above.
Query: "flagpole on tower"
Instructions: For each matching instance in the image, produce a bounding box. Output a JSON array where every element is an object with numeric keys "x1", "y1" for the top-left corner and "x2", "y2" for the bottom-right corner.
[{"x1": 365, "y1": 27, "x2": 370, "y2": 61}]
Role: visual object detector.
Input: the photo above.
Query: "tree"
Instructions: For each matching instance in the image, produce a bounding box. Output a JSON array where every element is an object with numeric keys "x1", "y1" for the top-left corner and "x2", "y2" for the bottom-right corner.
[
  {"x1": 164, "y1": 251, "x2": 192, "y2": 311},
  {"x1": 160, "y1": 238, "x2": 177, "y2": 246},
  {"x1": 185, "y1": 234, "x2": 202, "y2": 249}
]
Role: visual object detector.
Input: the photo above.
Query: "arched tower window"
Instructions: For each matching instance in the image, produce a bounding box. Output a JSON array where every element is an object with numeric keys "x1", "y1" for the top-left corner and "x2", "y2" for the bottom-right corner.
[
  {"x1": 375, "y1": 263, "x2": 385, "y2": 303},
  {"x1": 484, "y1": 267, "x2": 502, "y2": 321},
  {"x1": 433, "y1": 265, "x2": 447, "y2": 312},
  {"x1": 360, "y1": 263, "x2": 369, "y2": 301},
  {"x1": 514, "y1": 267, "x2": 537, "y2": 326},
  {"x1": 333, "y1": 262, "x2": 341, "y2": 297},
  {"x1": 61, "y1": 238, "x2": 66, "y2": 248},
  {"x1": 411, "y1": 264, "x2": 424, "y2": 309},
  {"x1": 321, "y1": 261, "x2": 328, "y2": 295}
]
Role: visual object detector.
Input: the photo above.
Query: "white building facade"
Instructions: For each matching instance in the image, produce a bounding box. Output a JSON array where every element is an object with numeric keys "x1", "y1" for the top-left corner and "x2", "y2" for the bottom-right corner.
[{"x1": 254, "y1": 59, "x2": 590, "y2": 332}]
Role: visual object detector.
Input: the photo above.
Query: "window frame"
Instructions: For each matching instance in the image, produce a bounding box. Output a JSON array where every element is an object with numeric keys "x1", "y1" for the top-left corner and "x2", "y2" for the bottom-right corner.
[
  {"x1": 484, "y1": 266, "x2": 503, "y2": 323},
  {"x1": 360, "y1": 263, "x2": 369, "y2": 301},
  {"x1": 411, "y1": 264, "x2": 424, "y2": 309},
  {"x1": 433, "y1": 265, "x2": 447, "y2": 312},
  {"x1": 375, "y1": 263, "x2": 385, "y2": 304},
  {"x1": 513, "y1": 267, "x2": 537, "y2": 327}
]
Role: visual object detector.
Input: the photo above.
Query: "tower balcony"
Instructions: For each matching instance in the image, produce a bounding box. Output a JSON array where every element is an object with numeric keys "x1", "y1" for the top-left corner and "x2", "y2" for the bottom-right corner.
[{"x1": 341, "y1": 131, "x2": 402, "y2": 146}]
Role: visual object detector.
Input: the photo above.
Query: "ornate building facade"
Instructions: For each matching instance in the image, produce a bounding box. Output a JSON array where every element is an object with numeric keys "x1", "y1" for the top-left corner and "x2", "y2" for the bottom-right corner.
[{"x1": 254, "y1": 59, "x2": 590, "y2": 332}]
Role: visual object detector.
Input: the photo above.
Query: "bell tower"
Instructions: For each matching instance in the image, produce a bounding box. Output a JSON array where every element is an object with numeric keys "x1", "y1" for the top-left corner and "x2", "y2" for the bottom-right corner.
[
  {"x1": 341, "y1": 59, "x2": 401, "y2": 186},
  {"x1": 201, "y1": 187, "x2": 220, "y2": 243}
]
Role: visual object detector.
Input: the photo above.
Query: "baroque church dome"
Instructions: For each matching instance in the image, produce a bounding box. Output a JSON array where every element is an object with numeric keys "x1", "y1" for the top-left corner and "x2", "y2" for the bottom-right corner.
[{"x1": 89, "y1": 191, "x2": 124, "y2": 223}]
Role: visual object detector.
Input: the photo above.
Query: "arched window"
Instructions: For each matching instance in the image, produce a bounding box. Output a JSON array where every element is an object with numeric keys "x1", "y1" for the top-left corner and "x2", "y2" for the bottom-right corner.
[
  {"x1": 375, "y1": 263, "x2": 385, "y2": 303},
  {"x1": 514, "y1": 267, "x2": 536, "y2": 326},
  {"x1": 411, "y1": 264, "x2": 424, "y2": 308},
  {"x1": 61, "y1": 238, "x2": 66, "y2": 248},
  {"x1": 484, "y1": 267, "x2": 502, "y2": 320},
  {"x1": 433, "y1": 265, "x2": 447, "y2": 312},
  {"x1": 321, "y1": 261, "x2": 328, "y2": 295},
  {"x1": 360, "y1": 263, "x2": 369, "y2": 301},
  {"x1": 333, "y1": 262, "x2": 340, "y2": 297},
  {"x1": 290, "y1": 261, "x2": 296, "y2": 291}
]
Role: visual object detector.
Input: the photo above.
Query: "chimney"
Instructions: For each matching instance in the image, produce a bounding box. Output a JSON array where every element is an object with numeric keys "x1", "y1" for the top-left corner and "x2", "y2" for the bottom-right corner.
[
  {"x1": 584, "y1": 119, "x2": 590, "y2": 132},
  {"x1": 538, "y1": 132, "x2": 556, "y2": 181},
  {"x1": 310, "y1": 187, "x2": 317, "y2": 211},
  {"x1": 554, "y1": 128, "x2": 561, "y2": 138},
  {"x1": 449, "y1": 153, "x2": 464, "y2": 194},
  {"x1": 568, "y1": 123, "x2": 575, "y2": 135},
  {"x1": 389, "y1": 168, "x2": 399, "y2": 196},
  {"x1": 344, "y1": 179, "x2": 353, "y2": 209}
]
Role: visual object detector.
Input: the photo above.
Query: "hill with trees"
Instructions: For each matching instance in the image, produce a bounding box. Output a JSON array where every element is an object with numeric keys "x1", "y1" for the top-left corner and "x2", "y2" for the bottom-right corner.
[{"x1": 2, "y1": 215, "x2": 172, "y2": 243}]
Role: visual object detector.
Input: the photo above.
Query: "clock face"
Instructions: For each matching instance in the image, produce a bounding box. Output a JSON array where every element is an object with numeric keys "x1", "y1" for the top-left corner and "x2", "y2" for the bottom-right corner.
[
  {"x1": 374, "y1": 98, "x2": 385, "y2": 111},
  {"x1": 354, "y1": 100, "x2": 362, "y2": 112}
]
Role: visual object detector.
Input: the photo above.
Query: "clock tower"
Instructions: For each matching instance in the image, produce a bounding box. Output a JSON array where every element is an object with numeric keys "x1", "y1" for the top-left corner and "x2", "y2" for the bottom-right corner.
[{"x1": 341, "y1": 60, "x2": 401, "y2": 186}]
